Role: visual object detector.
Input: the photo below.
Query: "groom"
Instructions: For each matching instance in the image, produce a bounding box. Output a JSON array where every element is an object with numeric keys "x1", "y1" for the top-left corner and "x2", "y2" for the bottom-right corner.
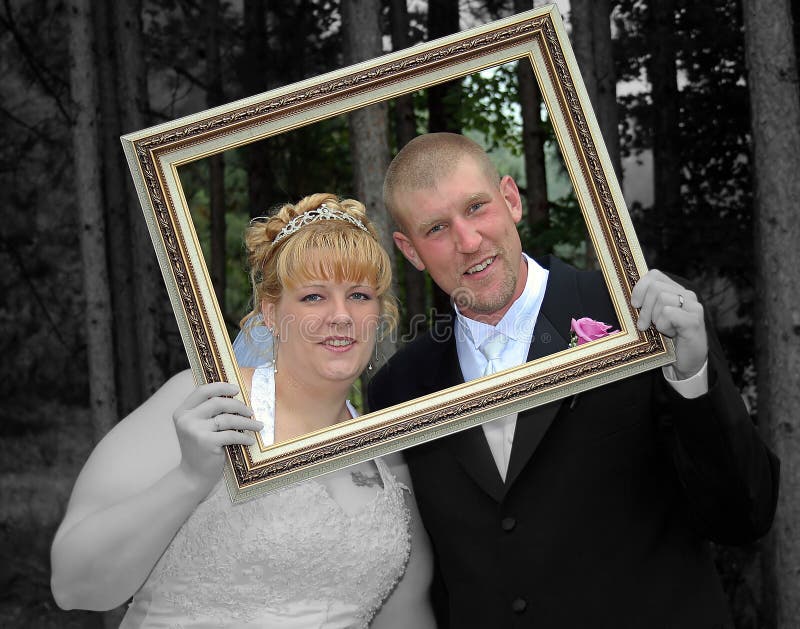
[{"x1": 367, "y1": 133, "x2": 778, "y2": 628}]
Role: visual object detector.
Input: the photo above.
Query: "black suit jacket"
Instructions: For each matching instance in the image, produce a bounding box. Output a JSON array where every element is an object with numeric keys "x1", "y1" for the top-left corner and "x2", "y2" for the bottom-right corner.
[{"x1": 368, "y1": 256, "x2": 779, "y2": 629}]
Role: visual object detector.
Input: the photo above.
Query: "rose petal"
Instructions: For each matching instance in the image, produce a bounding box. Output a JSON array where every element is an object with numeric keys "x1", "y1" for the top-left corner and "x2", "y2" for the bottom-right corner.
[{"x1": 570, "y1": 317, "x2": 617, "y2": 345}]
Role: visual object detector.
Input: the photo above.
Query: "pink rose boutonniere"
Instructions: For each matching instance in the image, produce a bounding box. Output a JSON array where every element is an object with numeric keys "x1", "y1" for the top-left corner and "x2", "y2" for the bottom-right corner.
[{"x1": 568, "y1": 317, "x2": 618, "y2": 348}]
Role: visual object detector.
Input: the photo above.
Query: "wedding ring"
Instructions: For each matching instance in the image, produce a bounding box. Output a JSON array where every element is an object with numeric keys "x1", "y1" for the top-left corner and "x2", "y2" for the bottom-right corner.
[{"x1": 677, "y1": 294, "x2": 685, "y2": 309}]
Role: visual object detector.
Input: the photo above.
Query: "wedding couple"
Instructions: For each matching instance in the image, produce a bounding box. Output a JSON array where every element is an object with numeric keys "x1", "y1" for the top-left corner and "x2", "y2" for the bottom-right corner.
[{"x1": 51, "y1": 133, "x2": 778, "y2": 628}]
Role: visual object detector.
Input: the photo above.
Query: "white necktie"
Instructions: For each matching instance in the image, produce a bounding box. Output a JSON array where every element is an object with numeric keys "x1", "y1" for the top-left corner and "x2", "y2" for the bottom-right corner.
[
  {"x1": 480, "y1": 333, "x2": 508, "y2": 376},
  {"x1": 479, "y1": 334, "x2": 517, "y2": 481}
]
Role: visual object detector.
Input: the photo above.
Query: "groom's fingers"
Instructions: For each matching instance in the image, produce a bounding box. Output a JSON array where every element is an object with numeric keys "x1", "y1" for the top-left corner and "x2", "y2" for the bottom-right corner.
[{"x1": 632, "y1": 270, "x2": 695, "y2": 332}]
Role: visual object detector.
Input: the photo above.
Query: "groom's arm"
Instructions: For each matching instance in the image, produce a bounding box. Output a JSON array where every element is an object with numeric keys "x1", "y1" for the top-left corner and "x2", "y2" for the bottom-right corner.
[{"x1": 634, "y1": 270, "x2": 779, "y2": 544}]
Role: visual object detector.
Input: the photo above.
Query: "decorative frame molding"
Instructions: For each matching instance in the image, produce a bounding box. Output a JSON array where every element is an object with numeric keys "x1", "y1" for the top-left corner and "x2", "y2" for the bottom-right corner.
[{"x1": 121, "y1": 5, "x2": 674, "y2": 502}]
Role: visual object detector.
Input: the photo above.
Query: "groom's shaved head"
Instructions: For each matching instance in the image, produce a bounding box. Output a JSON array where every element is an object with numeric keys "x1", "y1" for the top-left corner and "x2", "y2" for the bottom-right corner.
[{"x1": 383, "y1": 132, "x2": 500, "y2": 230}]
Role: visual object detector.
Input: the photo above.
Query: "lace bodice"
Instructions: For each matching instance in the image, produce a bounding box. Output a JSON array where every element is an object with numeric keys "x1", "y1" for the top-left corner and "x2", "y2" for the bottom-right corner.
[{"x1": 120, "y1": 364, "x2": 411, "y2": 628}]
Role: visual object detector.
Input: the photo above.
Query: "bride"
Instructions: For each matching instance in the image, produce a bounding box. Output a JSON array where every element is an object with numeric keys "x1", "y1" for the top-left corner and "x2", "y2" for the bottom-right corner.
[{"x1": 50, "y1": 193, "x2": 435, "y2": 628}]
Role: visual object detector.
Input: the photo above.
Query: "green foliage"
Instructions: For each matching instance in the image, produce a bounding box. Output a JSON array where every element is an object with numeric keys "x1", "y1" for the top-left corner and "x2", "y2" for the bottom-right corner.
[
  {"x1": 461, "y1": 63, "x2": 524, "y2": 155},
  {"x1": 255, "y1": 115, "x2": 354, "y2": 202},
  {"x1": 518, "y1": 194, "x2": 588, "y2": 267},
  {"x1": 180, "y1": 152, "x2": 264, "y2": 338},
  {"x1": 614, "y1": 0, "x2": 754, "y2": 286}
]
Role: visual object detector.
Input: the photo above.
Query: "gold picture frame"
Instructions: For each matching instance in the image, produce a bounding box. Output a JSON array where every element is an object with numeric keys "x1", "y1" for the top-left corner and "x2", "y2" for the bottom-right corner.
[{"x1": 121, "y1": 4, "x2": 674, "y2": 502}]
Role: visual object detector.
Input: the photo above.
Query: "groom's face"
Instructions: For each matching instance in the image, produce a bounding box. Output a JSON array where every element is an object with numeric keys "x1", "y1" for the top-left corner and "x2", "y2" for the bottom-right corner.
[{"x1": 391, "y1": 157, "x2": 527, "y2": 325}]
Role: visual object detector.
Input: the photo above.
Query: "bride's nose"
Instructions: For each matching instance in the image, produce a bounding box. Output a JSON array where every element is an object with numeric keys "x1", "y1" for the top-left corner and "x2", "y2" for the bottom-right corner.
[{"x1": 328, "y1": 298, "x2": 354, "y2": 327}]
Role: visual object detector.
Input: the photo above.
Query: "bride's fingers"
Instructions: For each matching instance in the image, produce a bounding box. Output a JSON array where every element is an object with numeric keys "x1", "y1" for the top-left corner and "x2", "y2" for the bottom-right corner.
[
  {"x1": 176, "y1": 396, "x2": 253, "y2": 424},
  {"x1": 173, "y1": 407, "x2": 253, "y2": 446},
  {"x1": 174, "y1": 382, "x2": 240, "y2": 415},
  {"x1": 210, "y1": 429, "x2": 258, "y2": 449},
  {"x1": 209, "y1": 414, "x2": 263, "y2": 434}
]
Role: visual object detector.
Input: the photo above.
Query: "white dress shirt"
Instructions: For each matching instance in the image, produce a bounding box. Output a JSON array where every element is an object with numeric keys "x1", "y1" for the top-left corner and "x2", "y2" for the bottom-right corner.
[{"x1": 455, "y1": 255, "x2": 548, "y2": 480}]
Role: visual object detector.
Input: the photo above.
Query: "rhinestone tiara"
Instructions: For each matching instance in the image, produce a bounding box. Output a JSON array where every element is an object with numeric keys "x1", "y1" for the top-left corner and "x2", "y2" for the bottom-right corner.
[{"x1": 270, "y1": 203, "x2": 370, "y2": 246}]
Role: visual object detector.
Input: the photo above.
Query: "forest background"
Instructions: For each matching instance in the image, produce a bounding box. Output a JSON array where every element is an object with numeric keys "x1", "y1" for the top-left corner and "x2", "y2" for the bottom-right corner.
[{"x1": 1, "y1": 0, "x2": 798, "y2": 627}]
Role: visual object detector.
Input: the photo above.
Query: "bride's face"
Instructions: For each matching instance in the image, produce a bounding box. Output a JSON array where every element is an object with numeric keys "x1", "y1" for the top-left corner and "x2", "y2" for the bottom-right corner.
[{"x1": 265, "y1": 278, "x2": 380, "y2": 386}]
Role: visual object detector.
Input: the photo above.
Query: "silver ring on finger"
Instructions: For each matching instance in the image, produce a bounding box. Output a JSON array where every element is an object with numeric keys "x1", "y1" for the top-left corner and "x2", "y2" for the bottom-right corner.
[{"x1": 677, "y1": 294, "x2": 685, "y2": 309}]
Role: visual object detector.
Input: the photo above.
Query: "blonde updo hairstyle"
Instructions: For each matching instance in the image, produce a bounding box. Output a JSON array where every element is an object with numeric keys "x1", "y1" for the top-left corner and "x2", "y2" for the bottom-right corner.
[{"x1": 242, "y1": 193, "x2": 398, "y2": 334}]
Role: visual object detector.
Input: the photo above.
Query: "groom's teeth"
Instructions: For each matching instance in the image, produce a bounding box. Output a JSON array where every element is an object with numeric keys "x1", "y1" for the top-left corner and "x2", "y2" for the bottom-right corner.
[{"x1": 466, "y1": 257, "x2": 494, "y2": 274}]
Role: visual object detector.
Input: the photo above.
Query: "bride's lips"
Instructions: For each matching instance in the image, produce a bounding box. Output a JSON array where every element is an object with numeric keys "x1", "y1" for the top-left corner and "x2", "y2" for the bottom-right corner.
[
  {"x1": 321, "y1": 336, "x2": 355, "y2": 351},
  {"x1": 464, "y1": 256, "x2": 496, "y2": 276}
]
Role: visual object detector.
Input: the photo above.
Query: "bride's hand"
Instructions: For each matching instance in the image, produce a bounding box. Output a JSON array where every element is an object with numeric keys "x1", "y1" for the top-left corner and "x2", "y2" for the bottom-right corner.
[{"x1": 172, "y1": 382, "x2": 262, "y2": 498}]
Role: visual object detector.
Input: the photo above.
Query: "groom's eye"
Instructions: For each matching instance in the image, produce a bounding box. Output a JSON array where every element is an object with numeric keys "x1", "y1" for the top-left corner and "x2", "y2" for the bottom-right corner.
[{"x1": 427, "y1": 223, "x2": 445, "y2": 235}]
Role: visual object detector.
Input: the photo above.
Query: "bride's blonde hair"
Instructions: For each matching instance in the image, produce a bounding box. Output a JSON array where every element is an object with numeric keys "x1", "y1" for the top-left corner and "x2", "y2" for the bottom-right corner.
[{"x1": 241, "y1": 192, "x2": 398, "y2": 332}]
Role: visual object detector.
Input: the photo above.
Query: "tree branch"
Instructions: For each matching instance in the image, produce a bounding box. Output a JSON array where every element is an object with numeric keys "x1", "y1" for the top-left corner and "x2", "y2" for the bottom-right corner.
[
  {"x1": 0, "y1": 234, "x2": 71, "y2": 350},
  {"x1": 0, "y1": 0, "x2": 73, "y2": 123},
  {"x1": 0, "y1": 103, "x2": 58, "y2": 145}
]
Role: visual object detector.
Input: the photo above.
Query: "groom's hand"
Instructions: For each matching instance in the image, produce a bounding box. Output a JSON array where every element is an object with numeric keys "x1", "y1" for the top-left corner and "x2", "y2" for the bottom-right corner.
[{"x1": 631, "y1": 269, "x2": 708, "y2": 379}]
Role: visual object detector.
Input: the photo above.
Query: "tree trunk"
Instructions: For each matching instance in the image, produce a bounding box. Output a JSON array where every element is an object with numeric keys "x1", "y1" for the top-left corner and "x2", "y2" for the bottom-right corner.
[
  {"x1": 591, "y1": 0, "x2": 621, "y2": 182},
  {"x1": 389, "y1": 0, "x2": 426, "y2": 337},
  {"x1": 205, "y1": 0, "x2": 227, "y2": 315},
  {"x1": 67, "y1": 0, "x2": 117, "y2": 436},
  {"x1": 427, "y1": 0, "x2": 461, "y2": 135},
  {"x1": 94, "y1": 2, "x2": 142, "y2": 417},
  {"x1": 113, "y1": 0, "x2": 167, "y2": 396},
  {"x1": 67, "y1": 0, "x2": 117, "y2": 438},
  {"x1": 514, "y1": 0, "x2": 549, "y2": 247},
  {"x1": 72, "y1": 7, "x2": 138, "y2": 621},
  {"x1": 341, "y1": 0, "x2": 396, "y2": 369},
  {"x1": 647, "y1": 0, "x2": 681, "y2": 268},
  {"x1": 426, "y1": 0, "x2": 461, "y2": 315},
  {"x1": 570, "y1": 0, "x2": 622, "y2": 180},
  {"x1": 242, "y1": 0, "x2": 279, "y2": 217},
  {"x1": 743, "y1": 1, "x2": 800, "y2": 625},
  {"x1": 389, "y1": 0, "x2": 418, "y2": 150},
  {"x1": 567, "y1": 0, "x2": 619, "y2": 268}
]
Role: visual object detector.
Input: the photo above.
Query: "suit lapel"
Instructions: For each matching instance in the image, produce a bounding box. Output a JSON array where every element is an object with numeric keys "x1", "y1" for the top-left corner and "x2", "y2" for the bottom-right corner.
[
  {"x1": 503, "y1": 257, "x2": 580, "y2": 493},
  {"x1": 445, "y1": 423, "x2": 507, "y2": 501},
  {"x1": 423, "y1": 316, "x2": 507, "y2": 501}
]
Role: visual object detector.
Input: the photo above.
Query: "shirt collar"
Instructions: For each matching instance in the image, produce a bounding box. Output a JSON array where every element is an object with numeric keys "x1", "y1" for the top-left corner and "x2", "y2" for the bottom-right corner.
[{"x1": 455, "y1": 254, "x2": 548, "y2": 349}]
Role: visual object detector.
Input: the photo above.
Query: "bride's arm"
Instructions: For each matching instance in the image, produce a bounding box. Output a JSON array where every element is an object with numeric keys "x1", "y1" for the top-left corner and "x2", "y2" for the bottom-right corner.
[
  {"x1": 50, "y1": 370, "x2": 261, "y2": 611},
  {"x1": 371, "y1": 452, "x2": 437, "y2": 629}
]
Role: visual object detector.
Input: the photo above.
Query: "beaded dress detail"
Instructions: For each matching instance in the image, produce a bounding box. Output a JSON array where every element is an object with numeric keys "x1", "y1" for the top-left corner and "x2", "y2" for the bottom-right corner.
[{"x1": 120, "y1": 363, "x2": 411, "y2": 628}]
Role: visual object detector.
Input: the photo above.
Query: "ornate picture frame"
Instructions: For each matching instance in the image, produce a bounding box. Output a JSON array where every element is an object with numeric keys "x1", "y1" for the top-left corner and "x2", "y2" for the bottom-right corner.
[{"x1": 121, "y1": 4, "x2": 674, "y2": 502}]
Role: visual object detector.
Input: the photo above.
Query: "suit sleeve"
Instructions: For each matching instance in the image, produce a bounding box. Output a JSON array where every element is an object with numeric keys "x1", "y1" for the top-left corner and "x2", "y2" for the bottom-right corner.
[{"x1": 657, "y1": 305, "x2": 779, "y2": 545}]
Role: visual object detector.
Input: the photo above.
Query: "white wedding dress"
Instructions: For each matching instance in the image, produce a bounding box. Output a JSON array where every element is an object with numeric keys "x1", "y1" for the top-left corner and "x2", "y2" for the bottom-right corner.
[{"x1": 120, "y1": 364, "x2": 411, "y2": 628}]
